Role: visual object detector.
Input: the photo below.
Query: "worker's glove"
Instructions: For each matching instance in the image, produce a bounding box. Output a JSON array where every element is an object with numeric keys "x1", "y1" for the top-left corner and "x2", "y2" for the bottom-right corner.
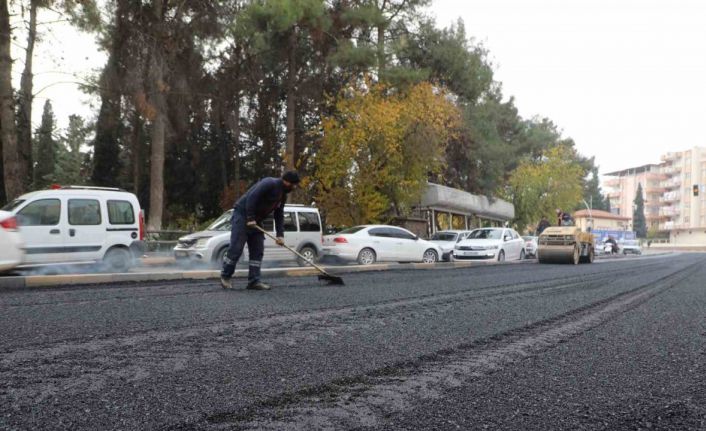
[
  {"x1": 275, "y1": 237, "x2": 285, "y2": 246},
  {"x1": 246, "y1": 220, "x2": 257, "y2": 228}
]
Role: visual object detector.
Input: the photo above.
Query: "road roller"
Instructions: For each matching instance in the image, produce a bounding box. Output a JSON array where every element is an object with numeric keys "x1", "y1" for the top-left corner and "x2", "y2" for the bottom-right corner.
[{"x1": 537, "y1": 226, "x2": 595, "y2": 264}]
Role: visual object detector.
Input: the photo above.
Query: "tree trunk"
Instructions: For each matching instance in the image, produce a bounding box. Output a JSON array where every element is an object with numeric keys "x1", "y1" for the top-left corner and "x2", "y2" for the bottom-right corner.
[
  {"x1": 130, "y1": 111, "x2": 142, "y2": 194},
  {"x1": 285, "y1": 28, "x2": 297, "y2": 172},
  {"x1": 227, "y1": 97, "x2": 241, "y2": 199},
  {"x1": 17, "y1": 0, "x2": 38, "y2": 189},
  {"x1": 147, "y1": 0, "x2": 166, "y2": 230},
  {"x1": 215, "y1": 100, "x2": 227, "y2": 191},
  {"x1": 0, "y1": 0, "x2": 23, "y2": 200},
  {"x1": 377, "y1": 21, "x2": 385, "y2": 76},
  {"x1": 91, "y1": 0, "x2": 128, "y2": 186}
]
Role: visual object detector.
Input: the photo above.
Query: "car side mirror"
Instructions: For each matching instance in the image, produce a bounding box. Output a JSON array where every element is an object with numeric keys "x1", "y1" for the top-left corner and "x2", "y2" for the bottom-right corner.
[
  {"x1": 414, "y1": 235, "x2": 419, "y2": 241},
  {"x1": 504, "y1": 235, "x2": 511, "y2": 242}
]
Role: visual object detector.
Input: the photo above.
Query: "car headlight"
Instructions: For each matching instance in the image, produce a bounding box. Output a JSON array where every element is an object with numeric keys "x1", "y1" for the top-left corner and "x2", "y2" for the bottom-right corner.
[
  {"x1": 195, "y1": 237, "x2": 210, "y2": 248},
  {"x1": 488, "y1": 245, "x2": 499, "y2": 250}
]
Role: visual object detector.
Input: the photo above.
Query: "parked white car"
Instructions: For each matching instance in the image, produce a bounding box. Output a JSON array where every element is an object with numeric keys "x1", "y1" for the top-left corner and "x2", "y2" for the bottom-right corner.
[
  {"x1": 0, "y1": 210, "x2": 24, "y2": 273},
  {"x1": 174, "y1": 205, "x2": 324, "y2": 268},
  {"x1": 522, "y1": 235, "x2": 538, "y2": 258},
  {"x1": 429, "y1": 230, "x2": 473, "y2": 261},
  {"x1": 2, "y1": 186, "x2": 144, "y2": 271},
  {"x1": 453, "y1": 228, "x2": 525, "y2": 262},
  {"x1": 322, "y1": 225, "x2": 442, "y2": 265}
]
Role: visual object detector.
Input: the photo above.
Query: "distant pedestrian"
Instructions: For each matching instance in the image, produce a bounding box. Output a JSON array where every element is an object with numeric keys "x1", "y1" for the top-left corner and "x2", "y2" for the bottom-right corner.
[{"x1": 220, "y1": 171, "x2": 301, "y2": 290}]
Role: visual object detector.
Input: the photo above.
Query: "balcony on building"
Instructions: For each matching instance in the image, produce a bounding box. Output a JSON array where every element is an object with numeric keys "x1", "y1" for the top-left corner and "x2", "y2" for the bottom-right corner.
[
  {"x1": 659, "y1": 207, "x2": 680, "y2": 217},
  {"x1": 607, "y1": 190, "x2": 621, "y2": 199},
  {"x1": 660, "y1": 178, "x2": 682, "y2": 189},
  {"x1": 661, "y1": 152, "x2": 680, "y2": 163},
  {"x1": 659, "y1": 192, "x2": 680, "y2": 203}
]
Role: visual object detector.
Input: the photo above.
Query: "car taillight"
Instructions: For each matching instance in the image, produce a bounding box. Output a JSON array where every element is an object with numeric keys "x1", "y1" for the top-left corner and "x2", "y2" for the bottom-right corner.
[
  {"x1": 333, "y1": 237, "x2": 348, "y2": 244},
  {"x1": 139, "y1": 210, "x2": 145, "y2": 240},
  {"x1": 0, "y1": 216, "x2": 18, "y2": 231}
]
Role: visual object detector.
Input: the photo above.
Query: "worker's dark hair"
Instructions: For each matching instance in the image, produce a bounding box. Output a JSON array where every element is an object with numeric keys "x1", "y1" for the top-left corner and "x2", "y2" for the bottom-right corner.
[{"x1": 282, "y1": 171, "x2": 301, "y2": 184}]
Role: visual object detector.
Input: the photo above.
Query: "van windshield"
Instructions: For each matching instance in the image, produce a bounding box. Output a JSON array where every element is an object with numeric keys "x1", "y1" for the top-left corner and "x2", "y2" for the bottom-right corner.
[
  {"x1": 1, "y1": 199, "x2": 25, "y2": 212},
  {"x1": 207, "y1": 211, "x2": 233, "y2": 231}
]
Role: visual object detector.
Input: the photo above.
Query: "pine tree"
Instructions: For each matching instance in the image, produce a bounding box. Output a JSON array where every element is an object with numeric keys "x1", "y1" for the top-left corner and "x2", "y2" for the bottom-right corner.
[
  {"x1": 33, "y1": 100, "x2": 57, "y2": 189},
  {"x1": 633, "y1": 183, "x2": 647, "y2": 238},
  {"x1": 55, "y1": 115, "x2": 90, "y2": 185}
]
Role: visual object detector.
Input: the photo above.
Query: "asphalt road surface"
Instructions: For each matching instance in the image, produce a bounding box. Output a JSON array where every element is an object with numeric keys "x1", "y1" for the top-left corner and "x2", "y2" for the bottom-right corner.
[{"x1": 1, "y1": 253, "x2": 705, "y2": 430}]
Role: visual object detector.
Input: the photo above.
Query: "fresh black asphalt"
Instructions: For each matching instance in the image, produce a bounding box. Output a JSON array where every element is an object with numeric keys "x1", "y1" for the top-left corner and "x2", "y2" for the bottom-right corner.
[{"x1": 1, "y1": 253, "x2": 704, "y2": 430}]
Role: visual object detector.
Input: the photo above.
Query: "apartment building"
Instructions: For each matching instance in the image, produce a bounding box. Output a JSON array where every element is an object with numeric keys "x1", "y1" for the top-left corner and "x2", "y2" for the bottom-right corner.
[
  {"x1": 658, "y1": 147, "x2": 706, "y2": 244},
  {"x1": 603, "y1": 147, "x2": 706, "y2": 245},
  {"x1": 603, "y1": 163, "x2": 664, "y2": 231}
]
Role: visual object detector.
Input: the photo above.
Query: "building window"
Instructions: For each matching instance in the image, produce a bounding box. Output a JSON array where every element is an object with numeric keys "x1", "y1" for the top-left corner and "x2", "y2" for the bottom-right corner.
[
  {"x1": 435, "y1": 212, "x2": 450, "y2": 231},
  {"x1": 451, "y1": 214, "x2": 465, "y2": 229}
]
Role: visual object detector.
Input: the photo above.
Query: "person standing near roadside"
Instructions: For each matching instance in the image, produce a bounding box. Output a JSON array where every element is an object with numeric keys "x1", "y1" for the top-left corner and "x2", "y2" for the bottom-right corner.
[
  {"x1": 536, "y1": 216, "x2": 550, "y2": 235},
  {"x1": 220, "y1": 171, "x2": 301, "y2": 290}
]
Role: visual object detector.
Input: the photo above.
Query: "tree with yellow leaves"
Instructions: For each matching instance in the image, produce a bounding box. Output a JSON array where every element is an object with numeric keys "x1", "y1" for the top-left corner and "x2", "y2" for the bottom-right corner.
[
  {"x1": 314, "y1": 81, "x2": 459, "y2": 226},
  {"x1": 502, "y1": 145, "x2": 585, "y2": 232}
]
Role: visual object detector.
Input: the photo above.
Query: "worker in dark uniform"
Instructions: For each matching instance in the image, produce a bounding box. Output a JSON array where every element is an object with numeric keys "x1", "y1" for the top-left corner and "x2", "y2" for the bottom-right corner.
[{"x1": 220, "y1": 171, "x2": 301, "y2": 290}]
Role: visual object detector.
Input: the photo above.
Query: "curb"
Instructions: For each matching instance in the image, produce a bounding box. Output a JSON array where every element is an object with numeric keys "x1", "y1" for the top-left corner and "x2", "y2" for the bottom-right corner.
[
  {"x1": 0, "y1": 252, "x2": 677, "y2": 290},
  {"x1": 0, "y1": 259, "x2": 526, "y2": 290}
]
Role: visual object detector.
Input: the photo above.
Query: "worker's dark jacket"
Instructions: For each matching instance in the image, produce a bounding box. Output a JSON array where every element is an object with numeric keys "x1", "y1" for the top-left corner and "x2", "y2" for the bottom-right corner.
[{"x1": 233, "y1": 177, "x2": 288, "y2": 237}]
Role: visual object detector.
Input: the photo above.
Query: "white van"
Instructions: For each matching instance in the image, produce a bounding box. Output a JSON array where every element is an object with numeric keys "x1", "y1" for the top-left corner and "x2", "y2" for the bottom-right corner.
[
  {"x1": 173, "y1": 205, "x2": 323, "y2": 268},
  {"x1": 2, "y1": 186, "x2": 145, "y2": 271}
]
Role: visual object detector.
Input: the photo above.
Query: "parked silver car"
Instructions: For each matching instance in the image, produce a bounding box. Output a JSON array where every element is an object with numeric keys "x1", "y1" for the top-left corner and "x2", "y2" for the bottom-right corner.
[
  {"x1": 173, "y1": 205, "x2": 323, "y2": 268},
  {"x1": 522, "y1": 235, "x2": 538, "y2": 258},
  {"x1": 429, "y1": 230, "x2": 473, "y2": 261}
]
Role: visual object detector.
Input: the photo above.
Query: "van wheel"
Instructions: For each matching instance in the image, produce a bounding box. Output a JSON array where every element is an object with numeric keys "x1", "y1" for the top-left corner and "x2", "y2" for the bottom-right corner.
[
  {"x1": 297, "y1": 246, "x2": 317, "y2": 267},
  {"x1": 102, "y1": 247, "x2": 133, "y2": 273}
]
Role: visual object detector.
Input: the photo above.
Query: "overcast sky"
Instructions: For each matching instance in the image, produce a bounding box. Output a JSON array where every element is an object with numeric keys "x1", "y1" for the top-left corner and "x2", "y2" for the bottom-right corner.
[
  {"x1": 15, "y1": 0, "x2": 706, "y2": 176},
  {"x1": 429, "y1": 0, "x2": 706, "y2": 174}
]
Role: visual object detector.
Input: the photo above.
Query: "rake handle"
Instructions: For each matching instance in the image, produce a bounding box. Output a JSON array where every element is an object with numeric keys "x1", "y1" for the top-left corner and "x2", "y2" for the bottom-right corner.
[{"x1": 252, "y1": 224, "x2": 331, "y2": 275}]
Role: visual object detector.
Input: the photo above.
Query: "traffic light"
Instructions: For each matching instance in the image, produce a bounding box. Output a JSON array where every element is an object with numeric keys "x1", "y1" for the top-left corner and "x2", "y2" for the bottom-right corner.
[{"x1": 693, "y1": 184, "x2": 699, "y2": 197}]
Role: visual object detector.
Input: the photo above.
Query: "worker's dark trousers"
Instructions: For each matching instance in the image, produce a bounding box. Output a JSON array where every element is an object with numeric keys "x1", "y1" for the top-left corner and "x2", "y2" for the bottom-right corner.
[{"x1": 220, "y1": 210, "x2": 264, "y2": 284}]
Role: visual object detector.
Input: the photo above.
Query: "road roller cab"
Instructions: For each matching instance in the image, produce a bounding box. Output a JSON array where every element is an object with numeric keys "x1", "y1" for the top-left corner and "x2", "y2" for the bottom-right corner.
[{"x1": 537, "y1": 226, "x2": 595, "y2": 264}]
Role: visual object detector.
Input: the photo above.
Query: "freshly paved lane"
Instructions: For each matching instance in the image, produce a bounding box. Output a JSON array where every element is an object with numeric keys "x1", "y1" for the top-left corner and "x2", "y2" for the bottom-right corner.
[{"x1": 1, "y1": 253, "x2": 704, "y2": 430}]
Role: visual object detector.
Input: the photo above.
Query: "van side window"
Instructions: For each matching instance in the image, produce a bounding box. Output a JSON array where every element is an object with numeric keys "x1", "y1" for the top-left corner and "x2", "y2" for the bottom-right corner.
[
  {"x1": 69, "y1": 199, "x2": 102, "y2": 225},
  {"x1": 107, "y1": 200, "x2": 135, "y2": 224},
  {"x1": 297, "y1": 212, "x2": 321, "y2": 232},
  {"x1": 284, "y1": 211, "x2": 297, "y2": 232},
  {"x1": 262, "y1": 213, "x2": 297, "y2": 232},
  {"x1": 17, "y1": 199, "x2": 60, "y2": 226}
]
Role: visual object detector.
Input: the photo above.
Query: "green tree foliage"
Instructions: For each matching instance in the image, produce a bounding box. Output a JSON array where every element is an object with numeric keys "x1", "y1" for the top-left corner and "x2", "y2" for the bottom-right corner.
[
  {"x1": 633, "y1": 183, "x2": 647, "y2": 238},
  {"x1": 502, "y1": 145, "x2": 585, "y2": 232},
  {"x1": 33, "y1": 100, "x2": 57, "y2": 189},
  {"x1": 314, "y1": 81, "x2": 459, "y2": 225},
  {"x1": 1, "y1": 0, "x2": 604, "y2": 227},
  {"x1": 55, "y1": 115, "x2": 91, "y2": 185},
  {"x1": 582, "y1": 166, "x2": 609, "y2": 211}
]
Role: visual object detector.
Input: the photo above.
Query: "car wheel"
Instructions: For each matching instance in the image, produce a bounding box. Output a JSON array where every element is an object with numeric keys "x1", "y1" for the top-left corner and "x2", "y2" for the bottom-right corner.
[
  {"x1": 357, "y1": 248, "x2": 376, "y2": 265},
  {"x1": 519, "y1": 249, "x2": 526, "y2": 260},
  {"x1": 297, "y1": 246, "x2": 317, "y2": 267},
  {"x1": 497, "y1": 250, "x2": 505, "y2": 262},
  {"x1": 102, "y1": 247, "x2": 133, "y2": 272},
  {"x1": 422, "y1": 249, "x2": 438, "y2": 263},
  {"x1": 214, "y1": 246, "x2": 228, "y2": 269}
]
